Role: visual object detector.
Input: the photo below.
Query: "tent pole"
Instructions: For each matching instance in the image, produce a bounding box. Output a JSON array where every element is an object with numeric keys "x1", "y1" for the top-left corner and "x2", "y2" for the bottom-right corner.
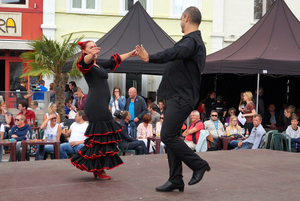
[{"x1": 256, "y1": 73, "x2": 260, "y2": 113}]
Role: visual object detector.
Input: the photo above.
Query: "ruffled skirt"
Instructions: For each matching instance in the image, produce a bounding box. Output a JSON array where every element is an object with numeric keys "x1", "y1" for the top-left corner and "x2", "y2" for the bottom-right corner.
[{"x1": 70, "y1": 120, "x2": 124, "y2": 172}]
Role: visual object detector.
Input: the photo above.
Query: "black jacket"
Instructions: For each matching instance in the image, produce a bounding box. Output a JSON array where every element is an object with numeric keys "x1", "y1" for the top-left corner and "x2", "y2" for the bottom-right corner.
[
  {"x1": 118, "y1": 120, "x2": 138, "y2": 149},
  {"x1": 125, "y1": 95, "x2": 148, "y2": 126},
  {"x1": 278, "y1": 116, "x2": 291, "y2": 132},
  {"x1": 264, "y1": 111, "x2": 283, "y2": 126}
]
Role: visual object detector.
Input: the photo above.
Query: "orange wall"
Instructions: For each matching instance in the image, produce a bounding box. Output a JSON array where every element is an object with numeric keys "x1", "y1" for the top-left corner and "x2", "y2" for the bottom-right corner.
[{"x1": 0, "y1": 0, "x2": 43, "y2": 40}]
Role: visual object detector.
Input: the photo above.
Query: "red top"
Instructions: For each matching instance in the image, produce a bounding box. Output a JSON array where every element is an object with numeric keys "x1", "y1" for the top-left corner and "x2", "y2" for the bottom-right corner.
[
  {"x1": 242, "y1": 102, "x2": 255, "y2": 123},
  {"x1": 17, "y1": 110, "x2": 36, "y2": 123},
  {"x1": 77, "y1": 94, "x2": 87, "y2": 110},
  {"x1": 185, "y1": 121, "x2": 204, "y2": 143}
]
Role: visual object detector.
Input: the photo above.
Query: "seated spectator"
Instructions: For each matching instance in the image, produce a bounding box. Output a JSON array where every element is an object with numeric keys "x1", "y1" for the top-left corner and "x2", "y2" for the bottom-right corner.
[
  {"x1": 226, "y1": 116, "x2": 242, "y2": 135},
  {"x1": 204, "y1": 110, "x2": 226, "y2": 150},
  {"x1": 148, "y1": 102, "x2": 160, "y2": 131},
  {"x1": 64, "y1": 98, "x2": 73, "y2": 119},
  {"x1": 109, "y1": 86, "x2": 126, "y2": 119},
  {"x1": 43, "y1": 102, "x2": 61, "y2": 124},
  {"x1": 29, "y1": 100, "x2": 40, "y2": 110},
  {"x1": 137, "y1": 114, "x2": 154, "y2": 153},
  {"x1": 36, "y1": 113, "x2": 62, "y2": 160},
  {"x1": 73, "y1": 87, "x2": 87, "y2": 111},
  {"x1": 226, "y1": 107, "x2": 240, "y2": 126},
  {"x1": 18, "y1": 100, "x2": 36, "y2": 124},
  {"x1": 213, "y1": 95, "x2": 226, "y2": 117},
  {"x1": 156, "y1": 99, "x2": 165, "y2": 115},
  {"x1": 50, "y1": 83, "x2": 56, "y2": 103},
  {"x1": 155, "y1": 113, "x2": 164, "y2": 136},
  {"x1": 8, "y1": 114, "x2": 32, "y2": 161},
  {"x1": 278, "y1": 107, "x2": 292, "y2": 132},
  {"x1": 118, "y1": 111, "x2": 149, "y2": 155},
  {"x1": 60, "y1": 111, "x2": 88, "y2": 159},
  {"x1": 232, "y1": 114, "x2": 266, "y2": 150},
  {"x1": 286, "y1": 115, "x2": 300, "y2": 152},
  {"x1": 0, "y1": 102, "x2": 12, "y2": 139},
  {"x1": 182, "y1": 110, "x2": 204, "y2": 151},
  {"x1": 264, "y1": 104, "x2": 283, "y2": 128}
]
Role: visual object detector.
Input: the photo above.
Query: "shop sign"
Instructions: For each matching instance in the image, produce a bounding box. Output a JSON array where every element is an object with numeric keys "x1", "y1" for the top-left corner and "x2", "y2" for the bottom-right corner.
[{"x1": 0, "y1": 12, "x2": 21, "y2": 37}]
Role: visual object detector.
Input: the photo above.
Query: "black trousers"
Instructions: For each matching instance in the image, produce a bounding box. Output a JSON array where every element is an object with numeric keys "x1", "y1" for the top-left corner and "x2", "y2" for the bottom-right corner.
[{"x1": 161, "y1": 96, "x2": 208, "y2": 185}]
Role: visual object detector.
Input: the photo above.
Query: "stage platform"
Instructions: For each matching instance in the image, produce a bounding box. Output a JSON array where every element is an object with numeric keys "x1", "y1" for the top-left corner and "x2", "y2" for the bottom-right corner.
[{"x1": 1, "y1": 149, "x2": 299, "y2": 201}]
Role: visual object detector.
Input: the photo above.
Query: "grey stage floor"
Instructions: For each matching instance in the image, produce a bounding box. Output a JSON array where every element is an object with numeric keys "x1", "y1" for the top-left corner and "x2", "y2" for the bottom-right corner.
[{"x1": 0, "y1": 149, "x2": 299, "y2": 201}]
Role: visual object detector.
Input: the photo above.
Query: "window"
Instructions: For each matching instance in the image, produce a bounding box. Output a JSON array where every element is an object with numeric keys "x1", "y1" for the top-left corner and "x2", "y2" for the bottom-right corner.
[
  {"x1": 254, "y1": 0, "x2": 276, "y2": 20},
  {"x1": 0, "y1": 0, "x2": 28, "y2": 8},
  {"x1": 171, "y1": 0, "x2": 198, "y2": 18},
  {"x1": 71, "y1": 0, "x2": 96, "y2": 10},
  {"x1": 120, "y1": 0, "x2": 152, "y2": 16}
]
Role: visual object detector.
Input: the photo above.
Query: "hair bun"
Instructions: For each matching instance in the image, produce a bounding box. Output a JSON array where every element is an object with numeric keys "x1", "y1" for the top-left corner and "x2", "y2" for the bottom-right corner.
[{"x1": 78, "y1": 41, "x2": 84, "y2": 46}]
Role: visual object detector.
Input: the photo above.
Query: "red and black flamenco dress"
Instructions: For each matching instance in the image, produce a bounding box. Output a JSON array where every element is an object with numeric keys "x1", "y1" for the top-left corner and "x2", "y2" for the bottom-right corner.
[{"x1": 70, "y1": 53, "x2": 124, "y2": 172}]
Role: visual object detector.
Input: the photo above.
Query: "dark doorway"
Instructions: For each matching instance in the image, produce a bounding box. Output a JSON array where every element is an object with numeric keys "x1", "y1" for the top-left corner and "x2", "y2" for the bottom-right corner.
[
  {"x1": 126, "y1": 73, "x2": 142, "y2": 97},
  {"x1": 0, "y1": 60, "x2": 5, "y2": 91}
]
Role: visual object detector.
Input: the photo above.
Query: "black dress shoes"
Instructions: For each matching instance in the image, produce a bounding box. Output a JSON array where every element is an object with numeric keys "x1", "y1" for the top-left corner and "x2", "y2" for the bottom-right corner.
[
  {"x1": 188, "y1": 164, "x2": 211, "y2": 186},
  {"x1": 156, "y1": 181, "x2": 184, "y2": 192}
]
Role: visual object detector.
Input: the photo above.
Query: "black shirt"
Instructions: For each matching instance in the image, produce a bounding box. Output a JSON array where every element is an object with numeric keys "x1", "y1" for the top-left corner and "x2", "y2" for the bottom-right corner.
[
  {"x1": 213, "y1": 102, "x2": 226, "y2": 117},
  {"x1": 204, "y1": 98, "x2": 215, "y2": 117},
  {"x1": 149, "y1": 30, "x2": 206, "y2": 109},
  {"x1": 15, "y1": 85, "x2": 27, "y2": 104}
]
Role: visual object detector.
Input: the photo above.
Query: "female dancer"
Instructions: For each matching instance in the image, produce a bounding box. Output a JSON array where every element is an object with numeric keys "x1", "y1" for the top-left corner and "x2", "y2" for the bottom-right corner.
[{"x1": 70, "y1": 41, "x2": 137, "y2": 179}]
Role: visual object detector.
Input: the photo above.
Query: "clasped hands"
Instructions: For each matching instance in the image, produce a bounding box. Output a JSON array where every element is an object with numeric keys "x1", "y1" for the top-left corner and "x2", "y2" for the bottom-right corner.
[{"x1": 127, "y1": 44, "x2": 150, "y2": 62}]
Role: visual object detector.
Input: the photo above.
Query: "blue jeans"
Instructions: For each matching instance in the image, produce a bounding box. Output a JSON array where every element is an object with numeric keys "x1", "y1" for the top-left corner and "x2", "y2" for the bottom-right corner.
[
  {"x1": 233, "y1": 142, "x2": 253, "y2": 150},
  {"x1": 130, "y1": 121, "x2": 136, "y2": 139},
  {"x1": 230, "y1": 140, "x2": 240, "y2": 148},
  {"x1": 36, "y1": 145, "x2": 54, "y2": 160},
  {"x1": 60, "y1": 142, "x2": 84, "y2": 159}
]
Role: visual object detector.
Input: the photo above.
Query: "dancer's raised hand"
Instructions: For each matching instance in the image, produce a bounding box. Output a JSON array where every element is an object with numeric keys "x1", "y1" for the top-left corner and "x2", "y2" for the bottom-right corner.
[{"x1": 136, "y1": 44, "x2": 149, "y2": 62}]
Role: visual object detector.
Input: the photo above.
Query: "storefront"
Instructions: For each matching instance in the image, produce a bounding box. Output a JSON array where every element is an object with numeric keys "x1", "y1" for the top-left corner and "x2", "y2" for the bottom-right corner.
[{"x1": 0, "y1": 0, "x2": 43, "y2": 106}]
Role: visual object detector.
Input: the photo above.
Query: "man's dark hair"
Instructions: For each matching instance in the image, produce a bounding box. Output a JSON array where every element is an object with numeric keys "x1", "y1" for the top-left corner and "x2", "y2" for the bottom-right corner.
[
  {"x1": 121, "y1": 111, "x2": 129, "y2": 120},
  {"x1": 65, "y1": 98, "x2": 72, "y2": 105},
  {"x1": 77, "y1": 110, "x2": 86, "y2": 120},
  {"x1": 19, "y1": 100, "x2": 28, "y2": 109},
  {"x1": 149, "y1": 102, "x2": 157, "y2": 111},
  {"x1": 19, "y1": 78, "x2": 28, "y2": 84},
  {"x1": 38, "y1": 80, "x2": 45, "y2": 85},
  {"x1": 210, "y1": 110, "x2": 218, "y2": 115},
  {"x1": 291, "y1": 114, "x2": 299, "y2": 121},
  {"x1": 31, "y1": 100, "x2": 38, "y2": 107},
  {"x1": 73, "y1": 87, "x2": 81, "y2": 93},
  {"x1": 69, "y1": 81, "x2": 77, "y2": 87},
  {"x1": 183, "y1": 6, "x2": 202, "y2": 25}
]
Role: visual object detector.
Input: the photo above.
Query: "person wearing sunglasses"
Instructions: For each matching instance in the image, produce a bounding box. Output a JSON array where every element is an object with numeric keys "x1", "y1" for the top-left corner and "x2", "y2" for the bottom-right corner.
[
  {"x1": 35, "y1": 113, "x2": 62, "y2": 160},
  {"x1": 0, "y1": 114, "x2": 32, "y2": 161},
  {"x1": 204, "y1": 110, "x2": 226, "y2": 150}
]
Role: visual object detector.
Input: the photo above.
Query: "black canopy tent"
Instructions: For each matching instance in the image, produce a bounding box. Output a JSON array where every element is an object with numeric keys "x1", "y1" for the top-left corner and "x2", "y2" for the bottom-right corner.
[
  {"x1": 202, "y1": 0, "x2": 300, "y2": 111},
  {"x1": 64, "y1": 1, "x2": 175, "y2": 75}
]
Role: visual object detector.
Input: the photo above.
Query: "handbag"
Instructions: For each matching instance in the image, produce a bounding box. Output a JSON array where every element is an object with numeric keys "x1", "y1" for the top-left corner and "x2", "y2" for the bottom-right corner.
[{"x1": 113, "y1": 101, "x2": 122, "y2": 119}]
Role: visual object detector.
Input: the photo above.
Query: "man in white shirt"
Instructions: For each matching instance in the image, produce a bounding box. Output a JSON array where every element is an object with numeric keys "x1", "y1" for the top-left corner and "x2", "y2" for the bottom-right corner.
[{"x1": 60, "y1": 110, "x2": 88, "y2": 159}]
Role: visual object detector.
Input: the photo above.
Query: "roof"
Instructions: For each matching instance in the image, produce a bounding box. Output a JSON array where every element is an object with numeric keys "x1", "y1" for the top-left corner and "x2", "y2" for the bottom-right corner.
[{"x1": 203, "y1": 0, "x2": 300, "y2": 75}]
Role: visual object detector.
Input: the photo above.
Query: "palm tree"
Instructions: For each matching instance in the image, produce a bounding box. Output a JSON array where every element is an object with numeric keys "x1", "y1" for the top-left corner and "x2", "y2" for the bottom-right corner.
[{"x1": 20, "y1": 34, "x2": 84, "y2": 119}]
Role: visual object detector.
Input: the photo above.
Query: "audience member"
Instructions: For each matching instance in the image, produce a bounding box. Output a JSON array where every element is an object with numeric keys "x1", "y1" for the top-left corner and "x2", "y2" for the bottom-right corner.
[
  {"x1": 64, "y1": 84, "x2": 73, "y2": 100},
  {"x1": 252, "y1": 87, "x2": 265, "y2": 124},
  {"x1": 239, "y1": 91, "x2": 256, "y2": 134},
  {"x1": 73, "y1": 87, "x2": 87, "y2": 111},
  {"x1": 231, "y1": 114, "x2": 265, "y2": 150},
  {"x1": 60, "y1": 111, "x2": 88, "y2": 159},
  {"x1": 204, "y1": 91, "x2": 216, "y2": 118},
  {"x1": 69, "y1": 81, "x2": 77, "y2": 105},
  {"x1": 29, "y1": 100, "x2": 40, "y2": 110},
  {"x1": 264, "y1": 104, "x2": 283, "y2": 128},
  {"x1": 64, "y1": 98, "x2": 73, "y2": 119},
  {"x1": 226, "y1": 116, "x2": 242, "y2": 135},
  {"x1": 147, "y1": 97, "x2": 155, "y2": 106},
  {"x1": 0, "y1": 102, "x2": 12, "y2": 139},
  {"x1": 148, "y1": 102, "x2": 160, "y2": 131},
  {"x1": 286, "y1": 115, "x2": 300, "y2": 152},
  {"x1": 225, "y1": 107, "x2": 240, "y2": 126},
  {"x1": 49, "y1": 83, "x2": 56, "y2": 103},
  {"x1": 213, "y1": 95, "x2": 226, "y2": 117},
  {"x1": 125, "y1": 87, "x2": 148, "y2": 139},
  {"x1": 280, "y1": 103, "x2": 289, "y2": 123},
  {"x1": 17, "y1": 100, "x2": 36, "y2": 124},
  {"x1": 204, "y1": 110, "x2": 226, "y2": 150},
  {"x1": 182, "y1": 110, "x2": 204, "y2": 151},
  {"x1": 109, "y1": 86, "x2": 126, "y2": 118},
  {"x1": 156, "y1": 99, "x2": 165, "y2": 115},
  {"x1": 118, "y1": 111, "x2": 149, "y2": 155},
  {"x1": 278, "y1": 107, "x2": 292, "y2": 132},
  {"x1": 238, "y1": 91, "x2": 246, "y2": 109},
  {"x1": 36, "y1": 113, "x2": 62, "y2": 160},
  {"x1": 196, "y1": 100, "x2": 206, "y2": 121},
  {"x1": 9, "y1": 114, "x2": 32, "y2": 161},
  {"x1": 136, "y1": 114, "x2": 153, "y2": 153},
  {"x1": 14, "y1": 78, "x2": 35, "y2": 105},
  {"x1": 32, "y1": 80, "x2": 47, "y2": 103},
  {"x1": 43, "y1": 102, "x2": 61, "y2": 124},
  {"x1": 155, "y1": 113, "x2": 164, "y2": 136}
]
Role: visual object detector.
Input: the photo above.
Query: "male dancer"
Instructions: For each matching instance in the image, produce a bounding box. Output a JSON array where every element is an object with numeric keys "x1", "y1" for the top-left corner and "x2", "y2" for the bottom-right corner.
[{"x1": 136, "y1": 6, "x2": 210, "y2": 192}]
